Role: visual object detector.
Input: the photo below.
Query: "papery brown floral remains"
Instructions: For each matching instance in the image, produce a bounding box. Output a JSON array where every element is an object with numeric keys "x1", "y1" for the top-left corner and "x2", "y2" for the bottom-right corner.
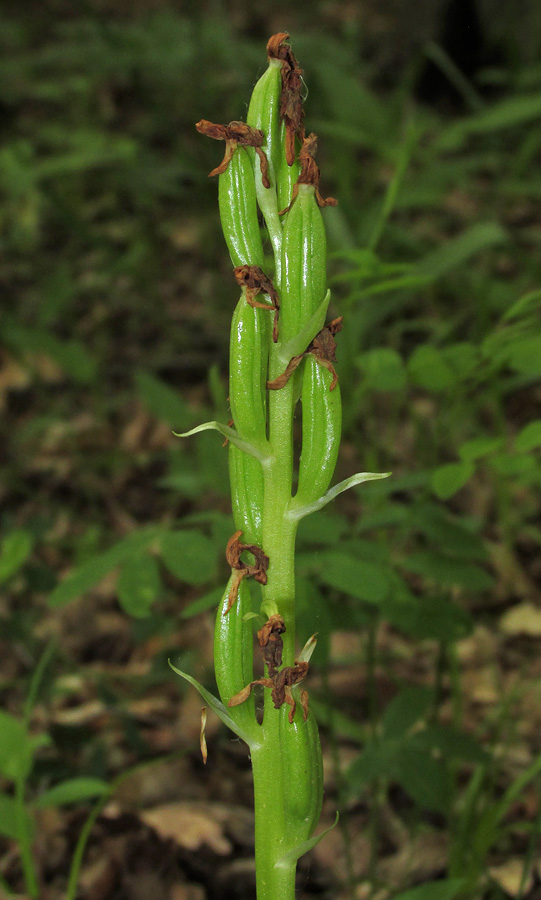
[
  {"x1": 195, "y1": 119, "x2": 270, "y2": 188},
  {"x1": 228, "y1": 614, "x2": 310, "y2": 723},
  {"x1": 280, "y1": 132, "x2": 338, "y2": 214},
  {"x1": 267, "y1": 316, "x2": 344, "y2": 392},
  {"x1": 224, "y1": 530, "x2": 270, "y2": 614},
  {"x1": 267, "y1": 32, "x2": 305, "y2": 166},
  {"x1": 233, "y1": 265, "x2": 281, "y2": 342}
]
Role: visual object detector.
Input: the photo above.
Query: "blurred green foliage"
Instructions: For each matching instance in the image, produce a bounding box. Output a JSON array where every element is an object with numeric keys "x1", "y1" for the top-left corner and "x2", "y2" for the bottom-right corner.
[{"x1": 1, "y1": 3, "x2": 540, "y2": 898}]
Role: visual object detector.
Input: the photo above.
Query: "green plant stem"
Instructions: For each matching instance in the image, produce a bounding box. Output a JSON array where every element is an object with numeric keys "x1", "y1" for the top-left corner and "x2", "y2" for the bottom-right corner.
[
  {"x1": 252, "y1": 709, "x2": 297, "y2": 900},
  {"x1": 260, "y1": 373, "x2": 297, "y2": 659},
  {"x1": 15, "y1": 641, "x2": 56, "y2": 900},
  {"x1": 252, "y1": 341, "x2": 299, "y2": 898},
  {"x1": 15, "y1": 773, "x2": 38, "y2": 899},
  {"x1": 66, "y1": 753, "x2": 186, "y2": 900}
]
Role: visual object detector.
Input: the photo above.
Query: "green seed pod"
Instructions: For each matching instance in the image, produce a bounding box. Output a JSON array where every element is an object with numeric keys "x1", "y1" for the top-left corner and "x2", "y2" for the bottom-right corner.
[
  {"x1": 229, "y1": 296, "x2": 269, "y2": 444},
  {"x1": 280, "y1": 704, "x2": 324, "y2": 846},
  {"x1": 276, "y1": 120, "x2": 301, "y2": 214},
  {"x1": 247, "y1": 59, "x2": 282, "y2": 187},
  {"x1": 229, "y1": 445, "x2": 264, "y2": 546},
  {"x1": 214, "y1": 576, "x2": 258, "y2": 736},
  {"x1": 218, "y1": 147, "x2": 265, "y2": 268},
  {"x1": 279, "y1": 184, "x2": 327, "y2": 344},
  {"x1": 296, "y1": 355, "x2": 342, "y2": 504}
]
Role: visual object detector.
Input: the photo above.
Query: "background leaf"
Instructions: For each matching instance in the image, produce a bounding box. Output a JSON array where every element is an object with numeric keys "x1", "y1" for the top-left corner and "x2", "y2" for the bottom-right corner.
[{"x1": 116, "y1": 554, "x2": 162, "y2": 617}]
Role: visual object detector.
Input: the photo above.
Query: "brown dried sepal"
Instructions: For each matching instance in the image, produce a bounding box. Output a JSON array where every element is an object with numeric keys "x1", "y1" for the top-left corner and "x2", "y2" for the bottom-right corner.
[
  {"x1": 227, "y1": 664, "x2": 309, "y2": 724},
  {"x1": 222, "y1": 418, "x2": 235, "y2": 447},
  {"x1": 228, "y1": 613, "x2": 310, "y2": 724},
  {"x1": 224, "y1": 530, "x2": 270, "y2": 614},
  {"x1": 233, "y1": 265, "x2": 280, "y2": 342},
  {"x1": 195, "y1": 119, "x2": 270, "y2": 188},
  {"x1": 267, "y1": 32, "x2": 305, "y2": 166},
  {"x1": 257, "y1": 613, "x2": 285, "y2": 676},
  {"x1": 271, "y1": 661, "x2": 309, "y2": 723},
  {"x1": 280, "y1": 133, "x2": 338, "y2": 214},
  {"x1": 200, "y1": 707, "x2": 208, "y2": 765},
  {"x1": 267, "y1": 316, "x2": 344, "y2": 392},
  {"x1": 227, "y1": 678, "x2": 271, "y2": 709}
]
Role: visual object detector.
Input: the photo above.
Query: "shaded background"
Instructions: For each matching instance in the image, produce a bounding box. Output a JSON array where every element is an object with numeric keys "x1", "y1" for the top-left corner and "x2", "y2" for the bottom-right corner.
[{"x1": 1, "y1": 1, "x2": 541, "y2": 899}]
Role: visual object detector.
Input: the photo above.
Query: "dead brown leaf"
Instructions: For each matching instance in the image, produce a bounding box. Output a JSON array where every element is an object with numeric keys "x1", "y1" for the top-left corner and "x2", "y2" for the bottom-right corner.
[
  {"x1": 169, "y1": 884, "x2": 207, "y2": 900},
  {"x1": 489, "y1": 858, "x2": 537, "y2": 897},
  {"x1": 500, "y1": 602, "x2": 541, "y2": 637},
  {"x1": 377, "y1": 831, "x2": 448, "y2": 888},
  {"x1": 140, "y1": 802, "x2": 232, "y2": 855}
]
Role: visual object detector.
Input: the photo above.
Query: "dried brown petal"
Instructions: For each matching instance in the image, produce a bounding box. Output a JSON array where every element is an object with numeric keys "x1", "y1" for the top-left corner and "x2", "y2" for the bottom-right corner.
[
  {"x1": 195, "y1": 120, "x2": 229, "y2": 140},
  {"x1": 224, "y1": 531, "x2": 270, "y2": 613},
  {"x1": 280, "y1": 133, "x2": 338, "y2": 213},
  {"x1": 266, "y1": 32, "x2": 291, "y2": 61},
  {"x1": 233, "y1": 266, "x2": 280, "y2": 341},
  {"x1": 266, "y1": 354, "x2": 304, "y2": 391},
  {"x1": 267, "y1": 317, "x2": 344, "y2": 392},
  {"x1": 266, "y1": 32, "x2": 305, "y2": 166},
  {"x1": 195, "y1": 120, "x2": 270, "y2": 186},
  {"x1": 228, "y1": 679, "x2": 271, "y2": 708},
  {"x1": 300, "y1": 689, "x2": 309, "y2": 722},
  {"x1": 228, "y1": 628, "x2": 311, "y2": 725},
  {"x1": 257, "y1": 614, "x2": 286, "y2": 675},
  {"x1": 200, "y1": 707, "x2": 208, "y2": 764}
]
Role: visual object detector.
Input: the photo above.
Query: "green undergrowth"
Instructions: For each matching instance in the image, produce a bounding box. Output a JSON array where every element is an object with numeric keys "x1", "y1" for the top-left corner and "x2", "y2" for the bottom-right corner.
[{"x1": 1, "y1": 6, "x2": 540, "y2": 899}]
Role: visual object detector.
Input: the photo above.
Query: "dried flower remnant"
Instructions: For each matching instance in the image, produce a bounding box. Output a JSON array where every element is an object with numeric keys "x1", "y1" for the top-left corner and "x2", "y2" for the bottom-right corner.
[
  {"x1": 233, "y1": 265, "x2": 281, "y2": 342},
  {"x1": 200, "y1": 707, "x2": 208, "y2": 765},
  {"x1": 267, "y1": 32, "x2": 305, "y2": 166},
  {"x1": 280, "y1": 133, "x2": 338, "y2": 214},
  {"x1": 228, "y1": 662, "x2": 310, "y2": 724},
  {"x1": 225, "y1": 530, "x2": 269, "y2": 614},
  {"x1": 269, "y1": 661, "x2": 309, "y2": 722},
  {"x1": 195, "y1": 119, "x2": 271, "y2": 188},
  {"x1": 257, "y1": 613, "x2": 286, "y2": 676},
  {"x1": 267, "y1": 316, "x2": 344, "y2": 392},
  {"x1": 228, "y1": 615, "x2": 311, "y2": 723},
  {"x1": 222, "y1": 418, "x2": 235, "y2": 447}
]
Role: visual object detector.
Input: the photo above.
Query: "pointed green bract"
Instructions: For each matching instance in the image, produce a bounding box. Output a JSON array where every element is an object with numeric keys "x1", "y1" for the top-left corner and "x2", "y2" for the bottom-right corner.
[
  {"x1": 289, "y1": 471, "x2": 392, "y2": 521},
  {"x1": 175, "y1": 421, "x2": 269, "y2": 461},
  {"x1": 168, "y1": 661, "x2": 260, "y2": 749}
]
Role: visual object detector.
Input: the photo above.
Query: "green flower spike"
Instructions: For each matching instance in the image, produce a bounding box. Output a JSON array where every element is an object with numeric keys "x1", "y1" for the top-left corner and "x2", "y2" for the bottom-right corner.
[{"x1": 175, "y1": 32, "x2": 389, "y2": 900}]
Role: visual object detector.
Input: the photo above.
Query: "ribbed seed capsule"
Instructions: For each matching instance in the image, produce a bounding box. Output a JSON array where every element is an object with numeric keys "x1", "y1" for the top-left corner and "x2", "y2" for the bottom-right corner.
[
  {"x1": 280, "y1": 706, "x2": 324, "y2": 846},
  {"x1": 229, "y1": 296, "x2": 269, "y2": 443},
  {"x1": 218, "y1": 147, "x2": 265, "y2": 268},
  {"x1": 279, "y1": 184, "x2": 327, "y2": 344},
  {"x1": 229, "y1": 445, "x2": 264, "y2": 546},
  {"x1": 297, "y1": 355, "x2": 342, "y2": 504},
  {"x1": 214, "y1": 576, "x2": 257, "y2": 735},
  {"x1": 247, "y1": 60, "x2": 282, "y2": 187},
  {"x1": 276, "y1": 120, "x2": 301, "y2": 215}
]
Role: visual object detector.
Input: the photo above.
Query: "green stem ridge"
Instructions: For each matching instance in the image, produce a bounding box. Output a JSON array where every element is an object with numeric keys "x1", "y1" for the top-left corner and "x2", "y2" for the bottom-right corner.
[{"x1": 180, "y1": 32, "x2": 387, "y2": 900}]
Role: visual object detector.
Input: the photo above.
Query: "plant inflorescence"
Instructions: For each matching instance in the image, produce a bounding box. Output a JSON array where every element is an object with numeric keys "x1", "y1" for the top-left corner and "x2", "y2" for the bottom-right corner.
[{"x1": 173, "y1": 32, "x2": 388, "y2": 900}]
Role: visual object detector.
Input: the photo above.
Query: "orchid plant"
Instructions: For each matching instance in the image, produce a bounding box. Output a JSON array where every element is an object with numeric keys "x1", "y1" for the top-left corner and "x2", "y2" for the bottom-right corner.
[{"x1": 172, "y1": 33, "x2": 388, "y2": 900}]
